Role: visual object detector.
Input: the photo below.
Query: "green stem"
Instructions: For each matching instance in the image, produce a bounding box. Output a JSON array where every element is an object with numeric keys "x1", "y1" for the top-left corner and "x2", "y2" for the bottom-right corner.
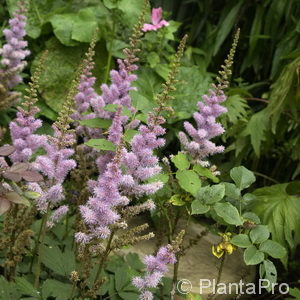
[
  {"x1": 104, "y1": 22, "x2": 116, "y2": 83},
  {"x1": 93, "y1": 232, "x2": 115, "y2": 285},
  {"x1": 34, "y1": 207, "x2": 50, "y2": 288},
  {"x1": 69, "y1": 281, "x2": 76, "y2": 300}
]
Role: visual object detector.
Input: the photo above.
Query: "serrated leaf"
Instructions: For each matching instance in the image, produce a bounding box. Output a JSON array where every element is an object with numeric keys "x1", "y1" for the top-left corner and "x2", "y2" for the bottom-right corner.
[
  {"x1": 15, "y1": 277, "x2": 40, "y2": 299},
  {"x1": 79, "y1": 118, "x2": 112, "y2": 129},
  {"x1": 191, "y1": 200, "x2": 210, "y2": 215},
  {"x1": 244, "y1": 246, "x2": 264, "y2": 265},
  {"x1": 85, "y1": 139, "x2": 116, "y2": 151},
  {"x1": 259, "y1": 240, "x2": 287, "y2": 259},
  {"x1": 250, "y1": 225, "x2": 270, "y2": 244},
  {"x1": 42, "y1": 279, "x2": 73, "y2": 300},
  {"x1": 41, "y1": 246, "x2": 75, "y2": 277},
  {"x1": 231, "y1": 234, "x2": 252, "y2": 248},
  {"x1": 230, "y1": 166, "x2": 256, "y2": 190},
  {"x1": 171, "y1": 152, "x2": 190, "y2": 170},
  {"x1": 214, "y1": 202, "x2": 243, "y2": 226},
  {"x1": 176, "y1": 170, "x2": 201, "y2": 196}
]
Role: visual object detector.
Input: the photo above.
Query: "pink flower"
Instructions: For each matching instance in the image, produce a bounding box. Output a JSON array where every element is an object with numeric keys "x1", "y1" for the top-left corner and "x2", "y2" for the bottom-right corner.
[{"x1": 142, "y1": 7, "x2": 169, "y2": 32}]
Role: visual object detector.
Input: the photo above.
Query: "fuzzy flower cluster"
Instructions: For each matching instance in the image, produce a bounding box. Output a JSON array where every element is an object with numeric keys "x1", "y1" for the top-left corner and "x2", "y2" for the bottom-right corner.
[
  {"x1": 121, "y1": 114, "x2": 166, "y2": 197},
  {"x1": 9, "y1": 106, "x2": 46, "y2": 163},
  {"x1": 29, "y1": 125, "x2": 76, "y2": 218},
  {"x1": 76, "y1": 150, "x2": 128, "y2": 243},
  {"x1": 132, "y1": 245, "x2": 176, "y2": 300},
  {"x1": 0, "y1": 4, "x2": 30, "y2": 89},
  {"x1": 179, "y1": 87, "x2": 227, "y2": 165}
]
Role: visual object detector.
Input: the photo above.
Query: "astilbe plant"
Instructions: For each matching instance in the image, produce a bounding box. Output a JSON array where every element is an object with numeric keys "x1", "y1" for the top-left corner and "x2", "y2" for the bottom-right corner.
[{"x1": 0, "y1": 1, "x2": 30, "y2": 110}]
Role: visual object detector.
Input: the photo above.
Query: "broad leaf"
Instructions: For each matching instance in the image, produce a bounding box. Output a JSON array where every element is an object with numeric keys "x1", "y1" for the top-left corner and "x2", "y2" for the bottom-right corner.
[
  {"x1": 191, "y1": 200, "x2": 210, "y2": 215},
  {"x1": 85, "y1": 139, "x2": 116, "y2": 151},
  {"x1": 249, "y1": 225, "x2": 270, "y2": 244},
  {"x1": 171, "y1": 152, "x2": 190, "y2": 170},
  {"x1": 176, "y1": 170, "x2": 201, "y2": 196},
  {"x1": 231, "y1": 234, "x2": 252, "y2": 248},
  {"x1": 230, "y1": 166, "x2": 256, "y2": 190},
  {"x1": 79, "y1": 118, "x2": 112, "y2": 129},
  {"x1": 259, "y1": 240, "x2": 287, "y2": 259},
  {"x1": 214, "y1": 202, "x2": 243, "y2": 226},
  {"x1": 193, "y1": 164, "x2": 220, "y2": 183},
  {"x1": 197, "y1": 184, "x2": 225, "y2": 205},
  {"x1": 244, "y1": 246, "x2": 264, "y2": 265}
]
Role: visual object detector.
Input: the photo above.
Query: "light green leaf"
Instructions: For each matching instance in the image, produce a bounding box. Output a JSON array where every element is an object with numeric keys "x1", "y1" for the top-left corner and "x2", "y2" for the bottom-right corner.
[
  {"x1": 244, "y1": 246, "x2": 264, "y2": 265},
  {"x1": 260, "y1": 259, "x2": 277, "y2": 286},
  {"x1": 259, "y1": 240, "x2": 287, "y2": 259},
  {"x1": 171, "y1": 152, "x2": 190, "y2": 171},
  {"x1": 193, "y1": 164, "x2": 220, "y2": 183},
  {"x1": 147, "y1": 52, "x2": 160, "y2": 68},
  {"x1": 242, "y1": 212, "x2": 261, "y2": 224},
  {"x1": 85, "y1": 139, "x2": 116, "y2": 151},
  {"x1": 253, "y1": 183, "x2": 300, "y2": 251},
  {"x1": 124, "y1": 129, "x2": 138, "y2": 143},
  {"x1": 231, "y1": 234, "x2": 252, "y2": 248},
  {"x1": 214, "y1": 202, "x2": 243, "y2": 226},
  {"x1": 191, "y1": 200, "x2": 210, "y2": 215},
  {"x1": 230, "y1": 166, "x2": 256, "y2": 190},
  {"x1": 176, "y1": 170, "x2": 201, "y2": 196},
  {"x1": 198, "y1": 184, "x2": 225, "y2": 205},
  {"x1": 79, "y1": 118, "x2": 112, "y2": 129},
  {"x1": 223, "y1": 182, "x2": 241, "y2": 200},
  {"x1": 169, "y1": 194, "x2": 186, "y2": 207},
  {"x1": 249, "y1": 225, "x2": 270, "y2": 244}
]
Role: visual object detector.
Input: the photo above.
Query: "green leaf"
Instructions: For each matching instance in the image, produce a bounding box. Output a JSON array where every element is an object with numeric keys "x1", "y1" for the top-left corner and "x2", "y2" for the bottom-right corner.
[
  {"x1": 253, "y1": 183, "x2": 300, "y2": 251},
  {"x1": 147, "y1": 52, "x2": 160, "y2": 68},
  {"x1": 15, "y1": 278, "x2": 40, "y2": 299},
  {"x1": 126, "y1": 253, "x2": 144, "y2": 271},
  {"x1": 79, "y1": 118, "x2": 112, "y2": 129},
  {"x1": 242, "y1": 110, "x2": 268, "y2": 156},
  {"x1": 169, "y1": 194, "x2": 186, "y2": 207},
  {"x1": 223, "y1": 182, "x2": 241, "y2": 200},
  {"x1": 42, "y1": 279, "x2": 73, "y2": 300},
  {"x1": 213, "y1": 0, "x2": 243, "y2": 55},
  {"x1": 103, "y1": 104, "x2": 132, "y2": 117},
  {"x1": 259, "y1": 240, "x2": 287, "y2": 259},
  {"x1": 249, "y1": 225, "x2": 270, "y2": 244},
  {"x1": 176, "y1": 170, "x2": 201, "y2": 196},
  {"x1": 71, "y1": 8, "x2": 98, "y2": 43},
  {"x1": 124, "y1": 129, "x2": 138, "y2": 143},
  {"x1": 85, "y1": 139, "x2": 116, "y2": 151},
  {"x1": 193, "y1": 164, "x2": 220, "y2": 183},
  {"x1": 287, "y1": 288, "x2": 300, "y2": 300},
  {"x1": 0, "y1": 276, "x2": 20, "y2": 299},
  {"x1": 191, "y1": 200, "x2": 210, "y2": 215},
  {"x1": 171, "y1": 152, "x2": 190, "y2": 170},
  {"x1": 41, "y1": 246, "x2": 76, "y2": 277},
  {"x1": 214, "y1": 202, "x2": 243, "y2": 226},
  {"x1": 49, "y1": 14, "x2": 78, "y2": 46},
  {"x1": 230, "y1": 166, "x2": 256, "y2": 190},
  {"x1": 198, "y1": 184, "x2": 225, "y2": 205},
  {"x1": 115, "y1": 267, "x2": 131, "y2": 292},
  {"x1": 231, "y1": 234, "x2": 252, "y2": 248},
  {"x1": 244, "y1": 246, "x2": 264, "y2": 265},
  {"x1": 260, "y1": 259, "x2": 277, "y2": 286},
  {"x1": 242, "y1": 212, "x2": 261, "y2": 224}
]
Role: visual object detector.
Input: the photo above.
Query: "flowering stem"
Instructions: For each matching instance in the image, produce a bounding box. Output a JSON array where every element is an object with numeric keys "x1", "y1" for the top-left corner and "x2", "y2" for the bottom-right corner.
[
  {"x1": 208, "y1": 254, "x2": 226, "y2": 300},
  {"x1": 104, "y1": 22, "x2": 116, "y2": 84},
  {"x1": 34, "y1": 207, "x2": 50, "y2": 288},
  {"x1": 93, "y1": 231, "x2": 115, "y2": 285}
]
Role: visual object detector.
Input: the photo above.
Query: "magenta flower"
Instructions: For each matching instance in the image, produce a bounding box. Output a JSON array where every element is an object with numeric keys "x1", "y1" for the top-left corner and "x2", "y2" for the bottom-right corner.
[{"x1": 142, "y1": 7, "x2": 169, "y2": 32}]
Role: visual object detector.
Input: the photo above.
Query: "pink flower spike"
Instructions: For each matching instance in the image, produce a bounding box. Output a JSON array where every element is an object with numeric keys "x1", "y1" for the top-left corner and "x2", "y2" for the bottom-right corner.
[{"x1": 142, "y1": 7, "x2": 169, "y2": 32}]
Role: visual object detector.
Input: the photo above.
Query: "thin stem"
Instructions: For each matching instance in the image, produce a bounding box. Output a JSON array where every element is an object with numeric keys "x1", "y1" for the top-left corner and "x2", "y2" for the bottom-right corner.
[
  {"x1": 34, "y1": 207, "x2": 50, "y2": 288},
  {"x1": 253, "y1": 171, "x2": 280, "y2": 184},
  {"x1": 208, "y1": 254, "x2": 226, "y2": 300},
  {"x1": 104, "y1": 22, "x2": 116, "y2": 83},
  {"x1": 93, "y1": 232, "x2": 115, "y2": 285},
  {"x1": 69, "y1": 281, "x2": 76, "y2": 300}
]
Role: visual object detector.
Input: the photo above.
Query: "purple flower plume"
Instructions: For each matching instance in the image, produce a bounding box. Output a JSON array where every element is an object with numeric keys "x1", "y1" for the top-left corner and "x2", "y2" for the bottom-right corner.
[
  {"x1": 132, "y1": 245, "x2": 176, "y2": 299},
  {"x1": 0, "y1": 3, "x2": 30, "y2": 89},
  {"x1": 9, "y1": 106, "x2": 47, "y2": 163},
  {"x1": 120, "y1": 114, "x2": 166, "y2": 197},
  {"x1": 179, "y1": 86, "x2": 227, "y2": 165},
  {"x1": 29, "y1": 125, "x2": 76, "y2": 214}
]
